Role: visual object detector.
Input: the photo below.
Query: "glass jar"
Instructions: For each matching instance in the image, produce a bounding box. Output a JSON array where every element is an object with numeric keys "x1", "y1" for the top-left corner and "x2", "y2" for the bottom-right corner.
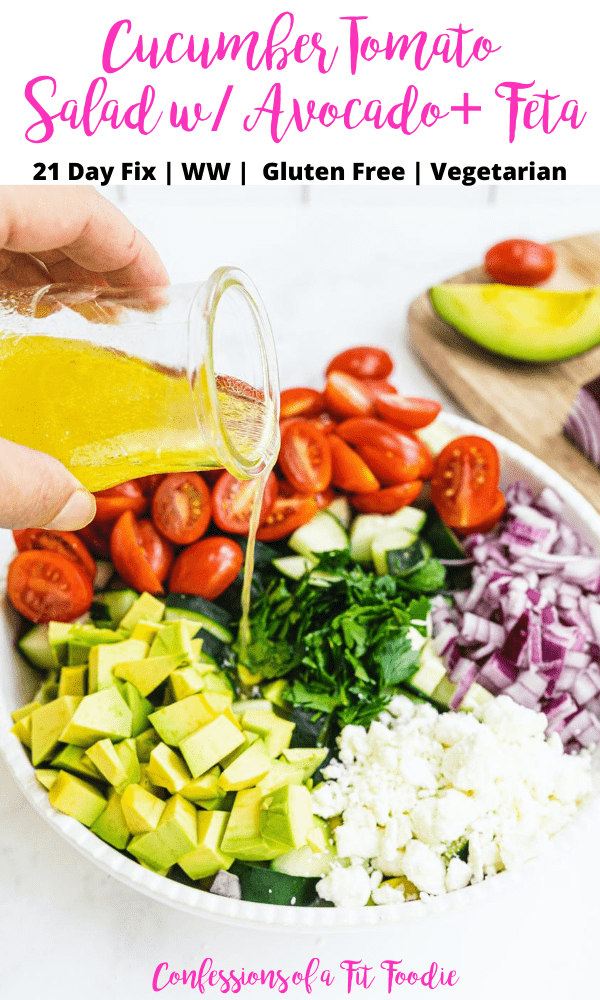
[{"x1": 0, "y1": 267, "x2": 280, "y2": 491}]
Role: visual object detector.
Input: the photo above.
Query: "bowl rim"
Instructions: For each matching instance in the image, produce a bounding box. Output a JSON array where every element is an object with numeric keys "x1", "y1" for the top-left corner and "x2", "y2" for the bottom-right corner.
[{"x1": 2, "y1": 410, "x2": 600, "y2": 930}]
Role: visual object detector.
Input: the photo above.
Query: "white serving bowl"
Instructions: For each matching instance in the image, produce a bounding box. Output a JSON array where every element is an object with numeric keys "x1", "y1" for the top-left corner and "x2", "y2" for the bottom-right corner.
[{"x1": 1, "y1": 412, "x2": 600, "y2": 930}]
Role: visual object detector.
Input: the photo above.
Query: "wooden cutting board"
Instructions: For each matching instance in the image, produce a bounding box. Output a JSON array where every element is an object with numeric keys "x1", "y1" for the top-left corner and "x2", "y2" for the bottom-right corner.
[{"x1": 408, "y1": 232, "x2": 600, "y2": 513}]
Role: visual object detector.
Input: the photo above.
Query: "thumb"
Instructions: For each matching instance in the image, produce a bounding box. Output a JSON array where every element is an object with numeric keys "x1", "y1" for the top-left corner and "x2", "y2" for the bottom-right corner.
[{"x1": 0, "y1": 438, "x2": 96, "y2": 530}]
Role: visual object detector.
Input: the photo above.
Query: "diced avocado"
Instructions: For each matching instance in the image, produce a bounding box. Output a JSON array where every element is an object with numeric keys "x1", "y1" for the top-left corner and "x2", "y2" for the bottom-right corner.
[
  {"x1": 178, "y1": 810, "x2": 233, "y2": 880},
  {"x1": 59, "y1": 687, "x2": 132, "y2": 748},
  {"x1": 429, "y1": 283, "x2": 600, "y2": 362},
  {"x1": 121, "y1": 783, "x2": 166, "y2": 834},
  {"x1": 149, "y1": 621, "x2": 193, "y2": 660},
  {"x1": 407, "y1": 641, "x2": 447, "y2": 697},
  {"x1": 138, "y1": 763, "x2": 165, "y2": 797},
  {"x1": 66, "y1": 641, "x2": 89, "y2": 666},
  {"x1": 237, "y1": 663, "x2": 263, "y2": 686},
  {"x1": 48, "y1": 622, "x2": 73, "y2": 667},
  {"x1": 114, "y1": 653, "x2": 184, "y2": 697},
  {"x1": 135, "y1": 727, "x2": 161, "y2": 763},
  {"x1": 201, "y1": 672, "x2": 235, "y2": 697},
  {"x1": 113, "y1": 738, "x2": 141, "y2": 789},
  {"x1": 231, "y1": 699, "x2": 273, "y2": 717},
  {"x1": 11, "y1": 715, "x2": 32, "y2": 748},
  {"x1": 280, "y1": 747, "x2": 328, "y2": 781},
  {"x1": 85, "y1": 739, "x2": 128, "y2": 786},
  {"x1": 120, "y1": 682, "x2": 153, "y2": 738},
  {"x1": 146, "y1": 743, "x2": 192, "y2": 793},
  {"x1": 261, "y1": 679, "x2": 289, "y2": 710},
  {"x1": 256, "y1": 760, "x2": 305, "y2": 796},
  {"x1": 241, "y1": 711, "x2": 295, "y2": 758},
  {"x1": 200, "y1": 691, "x2": 233, "y2": 715},
  {"x1": 34, "y1": 676, "x2": 60, "y2": 705},
  {"x1": 149, "y1": 695, "x2": 214, "y2": 746},
  {"x1": 90, "y1": 789, "x2": 131, "y2": 850},
  {"x1": 30, "y1": 696, "x2": 82, "y2": 766},
  {"x1": 127, "y1": 794, "x2": 198, "y2": 869},
  {"x1": 219, "y1": 732, "x2": 259, "y2": 769},
  {"x1": 221, "y1": 788, "x2": 285, "y2": 862},
  {"x1": 259, "y1": 784, "x2": 314, "y2": 852},
  {"x1": 11, "y1": 701, "x2": 41, "y2": 723},
  {"x1": 120, "y1": 592, "x2": 165, "y2": 631},
  {"x1": 179, "y1": 715, "x2": 245, "y2": 779},
  {"x1": 18, "y1": 624, "x2": 56, "y2": 670},
  {"x1": 93, "y1": 589, "x2": 139, "y2": 628},
  {"x1": 88, "y1": 638, "x2": 149, "y2": 694},
  {"x1": 49, "y1": 770, "x2": 106, "y2": 827},
  {"x1": 58, "y1": 665, "x2": 87, "y2": 698},
  {"x1": 218, "y1": 740, "x2": 272, "y2": 792},
  {"x1": 180, "y1": 767, "x2": 222, "y2": 804},
  {"x1": 170, "y1": 667, "x2": 206, "y2": 701},
  {"x1": 306, "y1": 816, "x2": 332, "y2": 853},
  {"x1": 35, "y1": 768, "x2": 59, "y2": 791},
  {"x1": 70, "y1": 623, "x2": 130, "y2": 648},
  {"x1": 130, "y1": 620, "x2": 164, "y2": 644},
  {"x1": 288, "y1": 509, "x2": 348, "y2": 557},
  {"x1": 52, "y1": 743, "x2": 104, "y2": 781}
]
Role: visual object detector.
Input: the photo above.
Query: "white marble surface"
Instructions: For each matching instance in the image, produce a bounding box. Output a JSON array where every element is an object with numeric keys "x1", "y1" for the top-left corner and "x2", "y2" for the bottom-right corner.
[{"x1": 2, "y1": 186, "x2": 600, "y2": 999}]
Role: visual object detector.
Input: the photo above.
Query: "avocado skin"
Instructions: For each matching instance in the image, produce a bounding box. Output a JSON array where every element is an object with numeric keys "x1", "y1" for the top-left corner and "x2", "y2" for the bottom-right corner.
[{"x1": 430, "y1": 283, "x2": 600, "y2": 363}]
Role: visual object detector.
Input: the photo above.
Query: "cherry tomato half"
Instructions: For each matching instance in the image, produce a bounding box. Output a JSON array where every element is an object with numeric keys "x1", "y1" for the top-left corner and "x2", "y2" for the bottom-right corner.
[
  {"x1": 257, "y1": 495, "x2": 319, "y2": 542},
  {"x1": 169, "y1": 537, "x2": 244, "y2": 600},
  {"x1": 136, "y1": 474, "x2": 166, "y2": 497},
  {"x1": 350, "y1": 481, "x2": 423, "y2": 514},
  {"x1": 431, "y1": 435, "x2": 500, "y2": 532},
  {"x1": 280, "y1": 387, "x2": 325, "y2": 420},
  {"x1": 484, "y1": 239, "x2": 556, "y2": 286},
  {"x1": 151, "y1": 473, "x2": 211, "y2": 545},
  {"x1": 279, "y1": 421, "x2": 332, "y2": 495},
  {"x1": 361, "y1": 379, "x2": 398, "y2": 401},
  {"x1": 212, "y1": 471, "x2": 278, "y2": 535},
  {"x1": 326, "y1": 346, "x2": 393, "y2": 380},
  {"x1": 459, "y1": 489, "x2": 506, "y2": 535},
  {"x1": 336, "y1": 417, "x2": 416, "y2": 453},
  {"x1": 329, "y1": 435, "x2": 380, "y2": 494},
  {"x1": 324, "y1": 371, "x2": 374, "y2": 419},
  {"x1": 13, "y1": 529, "x2": 96, "y2": 580},
  {"x1": 375, "y1": 393, "x2": 442, "y2": 430},
  {"x1": 94, "y1": 480, "x2": 148, "y2": 525},
  {"x1": 135, "y1": 520, "x2": 174, "y2": 582},
  {"x1": 8, "y1": 550, "x2": 94, "y2": 624},
  {"x1": 77, "y1": 522, "x2": 112, "y2": 560},
  {"x1": 110, "y1": 510, "x2": 171, "y2": 594}
]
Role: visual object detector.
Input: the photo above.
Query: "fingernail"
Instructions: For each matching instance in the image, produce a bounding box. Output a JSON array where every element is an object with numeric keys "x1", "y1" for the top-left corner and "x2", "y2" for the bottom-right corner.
[{"x1": 43, "y1": 489, "x2": 97, "y2": 530}]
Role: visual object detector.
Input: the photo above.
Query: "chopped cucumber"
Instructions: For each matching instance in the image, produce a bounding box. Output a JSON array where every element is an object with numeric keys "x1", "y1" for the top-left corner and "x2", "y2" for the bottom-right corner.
[
  {"x1": 371, "y1": 527, "x2": 418, "y2": 575},
  {"x1": 289, "y1": 510, "x2": 348, "y2": 557},
  {"x1": 415, "y1": 419, "x2": 457, "y2": 457},
  {"x1": 273, "y1": 555, "x2": 317, "y2": 580},
  {"x1": 230, "y1": 860, "x2": 319, "y2": 906},
  {"x1": 271, "y1": 844, "x2": 334, "y2": 878},
  {"x1": 386, "y1": 540, "x2": 428, "y2": 578},
  {"x1": 349, "y1": 507, "x2": 426, "y2": 563},
  {"x1": 165, "y1": 595, "x2": 232, "y2": 641},
  {"x1": 92, "y1": 589, "x2": 138, "y2": 628},
  {"x1": 326, "y1": 496, "x2": 351, "y2": 530},
  {"x1": 407, "y1": 642, "x2": 447, "y2": 697},
  {"x1": 18, "y1": 624, "x2": 56, "y2": 670},
  {"x1": 423, "y1": 512, "x2": 466, "y2": 560}
]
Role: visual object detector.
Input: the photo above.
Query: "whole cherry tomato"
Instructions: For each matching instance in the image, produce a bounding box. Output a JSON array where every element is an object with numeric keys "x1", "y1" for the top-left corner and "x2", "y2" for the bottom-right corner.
[
  {"x1": 151, "y1": 473, "x2": 212, "y2": 545},
  {"x1": 8, "y1": 550, "x2": 93, "y2": 623},
  {"x1": 350, "y1": 481, "x2": 423, "y2": 514},
  {"x1": 375, "y1": 394, "x2": 442, "y2": 430},
  {"x1": 169, "y1": 537, "x2": 244, "y2": 599},
  {"x1": 279, "y1": 421, "x2": 332, "y2": 495},
  {"x1": 324, "y1": 371, "x2": 374, "y2": 419},
  {"x1": 280, "y1": 387, "x2": 325, "y2": 420},
  {"x1": 326, "y1": 347, "x2": 393, "y2": 380},
  {"x1": 431, "y1": 435, "x2": 500, "y2": 532},
  {"x1": 484, "y1": 239, "x2": 556, "y2": 286},
  {"x1": 361, "y1": 379, "x2": 398, "y2": 401},
  {"x1": 13, "y1": 529, "x2": 96, "y2": 580},
  {"x1": 212, "y1": 471, "x2": 278, "y2": 535},
  {"x1": 329, "y1": 435, "x2": 380, "y2": 494}
]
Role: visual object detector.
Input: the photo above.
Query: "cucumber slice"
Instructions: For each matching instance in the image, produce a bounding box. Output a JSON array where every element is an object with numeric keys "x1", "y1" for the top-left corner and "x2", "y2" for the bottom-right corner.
[
  {"x1": 423, "y1": 512, "x2": 466, "y2": 560},
  {"x1": 407, "y1": 642, "x2": 447, "y2": 697},
  {"x1": 18, "y1": 624, "x2": 56, "y2": 670},
  {"x1": 326, "y1": 496, "x2": 351, "y2": 530},
  {"x1": 92, "y1": 589, "x2": 138, "y2": 628},
  {"x1": 386, "y1": 541, "x2": 428, "y2": 578},
  {"x1": 288, "y1": 510, "x2": 348, "y2": 557},
  {"x1": 371, "y1": 528, "x2": 418, "y2": 575},
  {"x1": 271, "y1": 844, "x2": 334, "y2": 878},
  {"x1": 415, "y1": 419, "x2": 457, "y2": 457},
  {"x1": 349, "y1": 507, "x2": 426, "y2": 563},
  {"x1": 164, "y1": 599, "x2": 233, "y2": 644},
  {"x1": 391, "y1": 505, "x2": 427, "y2": 534},
  {"x1": 230, "y1": 860, "x2": 319, "y2": 906},
  {"x1": 273, "y1": 555, "x2": 316, "y2": 580}
]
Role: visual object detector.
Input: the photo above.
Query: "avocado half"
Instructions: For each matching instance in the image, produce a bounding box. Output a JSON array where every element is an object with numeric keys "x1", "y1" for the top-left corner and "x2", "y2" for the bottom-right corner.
[{"x1": 429, "y1": 283, "x2": 600, "y2": 362}]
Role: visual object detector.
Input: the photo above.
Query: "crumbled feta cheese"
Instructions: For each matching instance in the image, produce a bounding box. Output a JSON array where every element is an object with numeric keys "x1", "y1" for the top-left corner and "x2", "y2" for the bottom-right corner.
[{"x1": 312, "y1": 695, "x2": 592, "y2": 907}]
